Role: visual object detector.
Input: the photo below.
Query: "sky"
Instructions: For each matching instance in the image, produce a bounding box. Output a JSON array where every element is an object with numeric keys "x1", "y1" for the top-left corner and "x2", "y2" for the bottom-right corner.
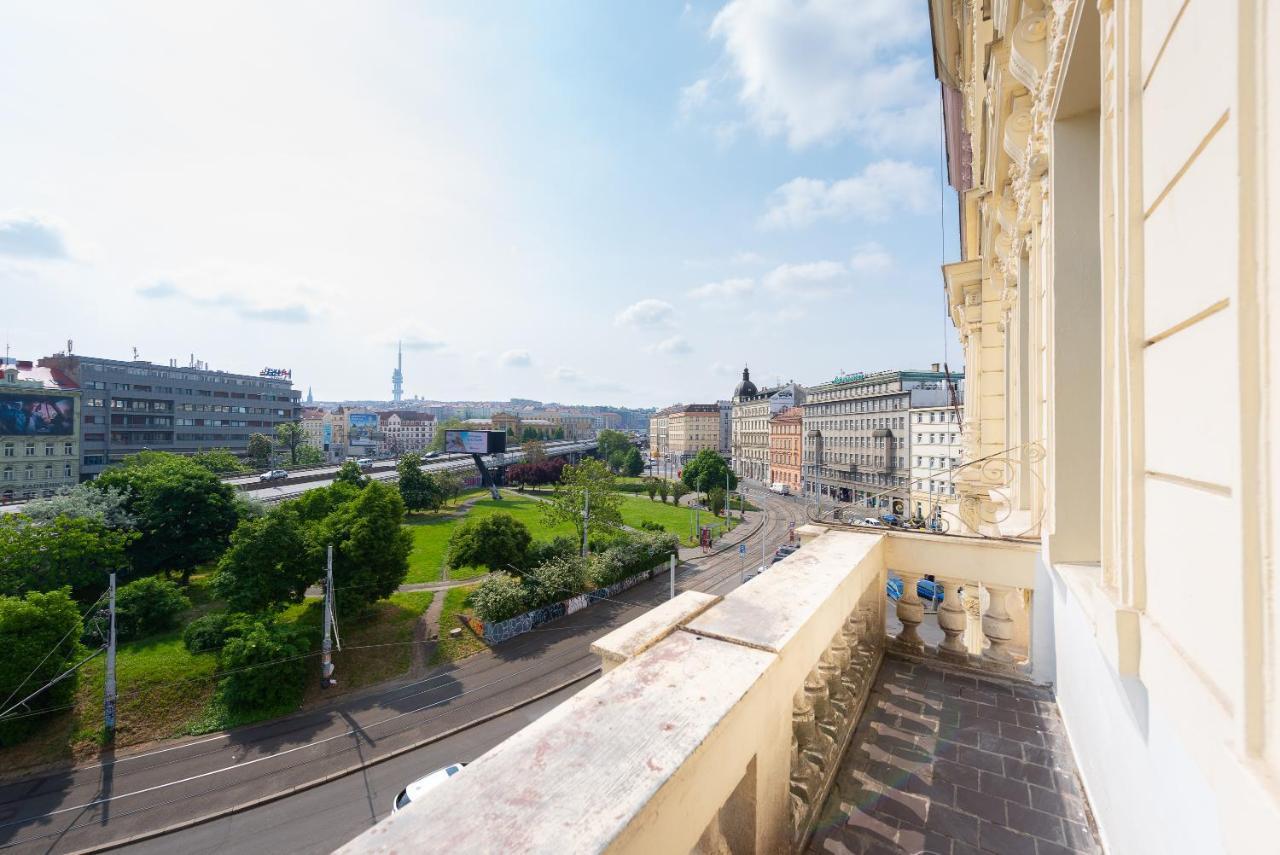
[{"x1": 1, "y1": 0, "x2": 961, "y2": 408}]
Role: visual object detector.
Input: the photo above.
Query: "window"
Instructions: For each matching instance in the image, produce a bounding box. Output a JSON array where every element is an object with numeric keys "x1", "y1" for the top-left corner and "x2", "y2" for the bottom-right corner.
[
  {"x1": 2, "y1": 443, "x2": 11, "y2": 457},
  {"x1": 63, "y1": 463, "x2": 72, "y2": 478},
  {"x1": 24, "y1": 465, "x2": 34, "y2": 480},
  {"x1": 44, "y1": 444, "x2": 54, "y2": 456},
  {"x1": 1, "y1": 468, "x2": 10, "y2": 481},
  {"x1": 25, "y1": 443, "x2": 35, "y2": 456}
]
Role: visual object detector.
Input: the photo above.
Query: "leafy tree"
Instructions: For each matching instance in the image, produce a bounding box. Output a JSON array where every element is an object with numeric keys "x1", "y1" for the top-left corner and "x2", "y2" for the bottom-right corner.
[
  {"x1": 596, "y1": 429, "x2": 631, "y2": 463},
  {"x1": 606, "y1": 450, "x2": 627, "y2": 474},
  {"x1": 521, "y1": 439, "x2": 546, "y2": 463},
  {"x1": 22, "y1": 484, "x2": 135, "y2": 530},
  {"x1": 645, "y1": 478, "x2": 658, "y2": 502},
  {"x1": 520, "y1": 426, "x2": 541, "y2": 443},
  {"x1": 658, "y1": 479, "x2": 670, "y2": 504},
  {"x1": 190, "y1": 448, "x2": 248, "y2": 475},
  {"x1": 183, "y1": 611, "x2": 254, "y2": 653},
  {"x1": 680, "y1": 448, "x2": 737, "y2": 495},
  {"x1": 0, "y1": 515, "x2": 135, "y2": 602},
  {"x1": 319, "y1": 482, "x2": 412, "y2": 617},
  {"x1": 554, "y1": 427, "x2": 565, "y2": 440},
  {"x1": 213, "y1": 506, "x2": 315, "y2": 613},
  {"x1": 429, "y1": 418, "x2": 466, "y2": 452},
  {"x1": 470, "y1": 574, "x2": 529, "y2": 623},
  {"x1": 114, "y1": 577, "x2": 191, "y2": 641},
  {"x1": 622, "y1": 447, "x2": 644, "y2": 477},
  {"x1": 524, "y1": 554, "x2": 586, "y2": 608},
  {"x1": 448, "y1": 513, "x2": 532, "y2": 573},
  {"x1": 432, "y1": 469, "x2": 463, "y2": 505},
  {"x1": 397, "y1": 452, "x2": 441, "y2": 513},
  {"x1": 0, "y1": 589, "x2": 84, "y2": 746},
  {"x1": 275, "y1": 422, "x2": 307, "y2": 466},
  {"x1": 707, "y1": 486, "x2": 727, "y2": 517},
  {"x1": 292, "y1": 444, "x2": 324, "y2": 466},
  {"x1": 540, "y1": 458, "x2": 622, "y2": 548},
  {"x1": 333, "y1": 461, "x2": 367, "y2": 488},
  {"x1": 671, "y1": 481, "x2": 690, "y2": 505},
  {"x1": 95, "y1": 456, "x2": 241, "y2": 583},
  {"x1": 247, "y1": 433, "x2": 274, "y2": 469},
  {"x1": 218, "y1": 618, "x2": 313, "y2": 714}
]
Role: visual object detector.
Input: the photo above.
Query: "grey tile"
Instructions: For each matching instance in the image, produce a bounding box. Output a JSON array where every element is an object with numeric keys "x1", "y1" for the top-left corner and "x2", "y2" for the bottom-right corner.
[
  {"x1": 1000, "y1": 723, "x2": 1045, "y2": 746},
  {"x1": 1005, "y1": 802, "x2": 1066, "y2": 844},
  {"x1": 979, "y1": 770, "x2": 1031, "y2": 806},
  {"x1": 955, "y1": 783, "x2": 1006, "y2": 825},
  {"x1": 926, "y1": 803, "x2": 980, "y2": 845},
  {"x1": 979, "y1": 820, "x2": 1039, "y2": 855},
  {"x1": 1003, "y1": 757, "x2": 1055, "y2": 789},
  {"x1": 1028, "y1": 785, "x2": 1088, "y2": 824},
  {"x1": 934, "y1": 758, "x2": 980, "y2": 791},
  {"x1": 978, "y1": 731, "x2": 1026, "y2": 758},
  {"x1": 954, "y1": 745, "x2": 1005, "y2": 775}
]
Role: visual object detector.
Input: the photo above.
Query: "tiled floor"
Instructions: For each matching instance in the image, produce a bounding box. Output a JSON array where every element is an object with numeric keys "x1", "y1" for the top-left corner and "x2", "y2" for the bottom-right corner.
[{"x1": 809, "y1": 656, "x2": 1102, "y2": 855}]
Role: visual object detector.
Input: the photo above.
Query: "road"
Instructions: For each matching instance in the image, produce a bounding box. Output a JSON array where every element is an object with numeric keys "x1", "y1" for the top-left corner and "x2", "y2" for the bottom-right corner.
[{"x1": 0, "y1": 489, "x2": 807, "y2": 854}]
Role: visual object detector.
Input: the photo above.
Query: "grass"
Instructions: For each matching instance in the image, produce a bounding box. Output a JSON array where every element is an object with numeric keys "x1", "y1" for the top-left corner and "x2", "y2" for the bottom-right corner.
[
  {"x1": 619, "y1": 495, "x2": 736, "y2": 545},
  {"x1": 430, "y1": 585, "x2": 487, "y2": 665}
]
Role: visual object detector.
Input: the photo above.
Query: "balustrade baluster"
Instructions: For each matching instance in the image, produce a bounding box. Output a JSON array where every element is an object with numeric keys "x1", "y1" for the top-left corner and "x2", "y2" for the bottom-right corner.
[
  {"x1": 982, "y1": 584, "x2": 1017, "y2": 666},
  {"x1": 894, "y1": 572, "x2": 925, "y2": 652},
  {"x1": 937, "y1": 579, "x2": 969, "y2": 661}
]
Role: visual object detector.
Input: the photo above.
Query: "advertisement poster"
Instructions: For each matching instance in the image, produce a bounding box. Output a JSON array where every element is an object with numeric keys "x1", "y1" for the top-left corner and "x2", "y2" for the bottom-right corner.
[
  {"x1": 348, "y1": 412, "x2": 378, "y2": 443},
  {"x1": 444, "y1": 430, "x2": 492, "y2": 454},
  {"x1": 0, "y1": 394, "x2": 75, "y2": 436}
]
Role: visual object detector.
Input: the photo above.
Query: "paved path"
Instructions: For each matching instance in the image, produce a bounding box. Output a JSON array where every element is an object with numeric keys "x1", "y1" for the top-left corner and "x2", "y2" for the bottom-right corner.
[
  {"x1": 0, "y1": 491, "x2": 808, "y2": 854},
  {"x1": 810, "y1": 656, "x2": 1102, "y2": 855}
]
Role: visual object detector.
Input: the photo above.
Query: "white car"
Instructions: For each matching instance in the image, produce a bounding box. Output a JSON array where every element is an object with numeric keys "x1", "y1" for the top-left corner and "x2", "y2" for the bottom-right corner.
[
  {"x1": 859, "y1": 517, "x2": 885, "y2": 527},
  {"x1": 259, "y1": 469, "x2": 288, "y2": 482},
  {"x1": 392, "y1": 762, "x2": 466, "y2": 813}
]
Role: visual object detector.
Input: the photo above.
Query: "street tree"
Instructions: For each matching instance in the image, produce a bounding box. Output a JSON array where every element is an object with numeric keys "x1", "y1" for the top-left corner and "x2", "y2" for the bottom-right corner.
[
  {"x1": 319, "y1": 481, "x2": 412, "y2": 617},
  {"x1": 398, "y1": 452, "x2": 442, "y2": 513},
  {"x1": 680, "y1": 448, "x2": 737, "y2": 496},
  {"x1": 247, "y1": 433, "x2": 274, "y2": 469},
  {"x1": 622, "y1": 447, "x2": 644, "y2": 477},
  {"x1": 540, "y1": 458, "x2": 622, "y2": 547},
  {"x1": 190, "y1": 448, "x2": 248, "y2": 475},
  {"x1": 707, "y1": 486, "x2": 727, "y2": 517},
  {"x1": 671, "y1": 481, "x2": 690, "y2": 505},
  {"x1": 447, "y1": 513, "x2": 532, "y2": 573},
  {"x1": 645, "y1": 478, "x2": 658, "y2": 501},
  {"x1": 213, "y1": 505, "x2": 315, "y2": 613},
  {"x1": 95, "y1": 455, "x2": 241, "y2": 583},
  {"x1": 333, "y1": 461, "x2": 368, "y2": 488},
  {"x1": 22, "y1": 484, "x2": 135, "y2": 529},
  {"x1": 293, "y1": 444, "x2": 324, "y2": 466},
  {"x1": 0, "y1": 589, "x2": 84, "y2": 746},
  {"x1": 0, "y1": 514, "x2": 136, "y2": 603},
  {"x1": 658, "y1": 479, "x2": 670, "y2": 504},
  {"x1": 275, "y1": 421, "x2": 307, "y2": 466},
  {"x1": 596, "y1": 429, "x2": 631, "y2": 463},
  {"x1": 521, "y1": 439, "x2": 547, "y2": 464}
]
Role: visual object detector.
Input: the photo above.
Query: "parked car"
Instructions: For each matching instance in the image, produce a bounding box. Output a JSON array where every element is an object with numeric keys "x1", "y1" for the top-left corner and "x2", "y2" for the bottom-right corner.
[
  {"x1": 859, "y1": 517, "x2": 885, "y2": 527},
  {"x1": 769, "y1": 482, "x2": 791, "y2": 495},
  {"x1": 771, "y1": 544, "x2": 799, "y2": 565},
  {"x1": 392, "y1": 762, "x2": 466, "y2": 813},
  {"x1": 258, "y1": 469, "x2": 288, "y2": 482},
  {"x1": 356, "y1": 458, "x2": 374, "y2": 470},
  {"x1": 886, "y1": 575, "x2": 942, "y2": 603}
]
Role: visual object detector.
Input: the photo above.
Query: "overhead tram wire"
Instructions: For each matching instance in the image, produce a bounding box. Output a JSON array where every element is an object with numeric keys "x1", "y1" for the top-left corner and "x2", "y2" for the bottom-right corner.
[{"x1": 0, "y1": 589, "x2": 109, "y2": 718}]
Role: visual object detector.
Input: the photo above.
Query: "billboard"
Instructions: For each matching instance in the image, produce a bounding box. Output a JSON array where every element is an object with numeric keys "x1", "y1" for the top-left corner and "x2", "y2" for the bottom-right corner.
[
  {"x1": 0, "y1": 394, "x2": 75, "y2": 436},
  {"x1": 444, "y1": 430, "x2": 506, "y2": 454},
  {"x1": 348, "y1": 412, "x2": 378, "y2": 443}
]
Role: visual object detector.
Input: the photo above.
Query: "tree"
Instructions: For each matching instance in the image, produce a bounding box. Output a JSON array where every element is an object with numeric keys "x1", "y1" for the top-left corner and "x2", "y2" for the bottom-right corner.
[
  {"x1": 622, "y1": 447, "x2": 644, "y2": 477},
  {"x1": 190, "y1": 448, "x2": 248, "y2": 475},
  {"x1": 275, "y1": 422, "x2": 307, "y2": 466},
  {"x1": 540, "y1": 458, "x2": 623, "y2": 548},
  {"x1": 606, "y1": 450, "x2": 627, "y2": 474},
  {"x1": 671, "y1": 481, "x2": 690, "y2": 505},
  {"x1": 292, "y1": 444, "x2": 324, "y2": 466},
  {"x1": 247, "y1": 433, "x2": 274, "y2": 469},
  {"x1": 333, "y1": 461, "x2": 367, "y2": 488},
  {"x1": 94, "y1": 456, "x2": 241, "y2": 583},
  {"x1": 680, "y1": 448, "x2": 737, "y2": 495},
  {"x1": 520, "y1": 426, "x2": 540, "y2": 443},
  {"x1": 213, "y1": 506, "x2": 315, "y2": 613},
  {"x1": 645, "y1": 478, "x2": 658, "y2": 502},
  {"x1": 707, "y1": 486, "x2": 727, "y2": 517},
  {"x1": 596, "y1": 429, "x2": 631, "y2": 463},
  {"x1": 658, "y1": 479, "x2": 670, "y2": 504},
  {"x1": 320, "y1": 481, "x2": 412, "y2": 617},
  {"x1": 521, "y1": 439, "x2": 546, "y2": 464},
  {"x1": 433, "y1": 469, "x2": 463, "y2": 505},
  {"x1": 113, "y1": 576, "x2": 191, "y2": 641},
  {"x1": 0, "y1": 514, "x2": 136, "y2": 603},
  {"x1": 22, "y1": 484, "x2": 135, "y2": 529},
  {"x1": 0, "y1": 589, "x2": 84, "y2": 745},
  {"x1": 218, "y1": 618, "x2": 312, "y2": 714},
  {"x1": 398, "y1": 453, "x2": 442, "y2": 513},
  {"x1": 447, "y1": 513, "x2": 532, "y2": 573},
  {"x1": 554, "y1": 426, "x2": 565, "y2": 440},
  {"x1": 470, "y1": 574, "x2": 529, "y2": 623}
]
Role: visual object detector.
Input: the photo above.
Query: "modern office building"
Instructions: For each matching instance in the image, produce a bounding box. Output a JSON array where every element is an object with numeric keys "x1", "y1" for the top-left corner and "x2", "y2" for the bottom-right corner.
[
  {"x1": 801, "y1": 368, "x2": 959, "y2": 513},
  {"x1": 0, "y1": 360, "x2": 81, "y2": 500},
  {"x1": 37, "y1": 351, "x2": 300, "y2": 478}
]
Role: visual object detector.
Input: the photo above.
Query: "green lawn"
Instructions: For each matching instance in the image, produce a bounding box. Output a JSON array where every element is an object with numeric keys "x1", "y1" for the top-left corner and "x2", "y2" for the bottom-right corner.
[
  {"x1": 403, "y1": 515, "x2": 459, "y2": 583},
  {"x1": 619, "y1": 495, "x2": 736, "y2": 545},
  {"x1": 430, "y1": 585, "x2": 487, "y2": 665}
]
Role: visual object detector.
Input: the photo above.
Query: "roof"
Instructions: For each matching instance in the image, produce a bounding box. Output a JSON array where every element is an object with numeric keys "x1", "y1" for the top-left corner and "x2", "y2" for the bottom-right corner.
[
  {"x1": 0, "y1": 363, "x2": 79, "y2": 391},
  {"x1": 670, "y1": 403, "x2": 721, "y2": 415},
  {"x1": 772, "y1": 406, "x2": 804, "y2": 421},
  {"x1": 733, "y1": 366, "x2": 758, "y2": 399},
  {"x1": 378, "y1": 411, "x2": 435, "y2": 422}
]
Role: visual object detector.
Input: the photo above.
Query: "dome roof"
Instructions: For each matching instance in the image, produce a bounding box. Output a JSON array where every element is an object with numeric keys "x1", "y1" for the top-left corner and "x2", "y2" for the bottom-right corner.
[{"x1": 734, "y1": 366, "x2": 758, "y2": 399}]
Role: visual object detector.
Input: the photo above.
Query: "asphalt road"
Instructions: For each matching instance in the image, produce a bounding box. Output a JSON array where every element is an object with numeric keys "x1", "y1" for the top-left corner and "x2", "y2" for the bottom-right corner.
[{"x1": 0, "y1": 490, "x2": 808, "y2": 855}]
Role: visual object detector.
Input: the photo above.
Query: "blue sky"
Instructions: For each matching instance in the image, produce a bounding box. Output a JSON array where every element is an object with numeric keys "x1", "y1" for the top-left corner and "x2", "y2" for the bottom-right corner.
[{"x1": 1, "y1": 0, "x2": 960, "y2": 407}]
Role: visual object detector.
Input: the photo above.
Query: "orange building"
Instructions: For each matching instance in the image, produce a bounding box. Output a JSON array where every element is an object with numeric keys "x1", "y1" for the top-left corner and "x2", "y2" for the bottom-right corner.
[{"x1": 768, "y1": 406, "x2": 803, "y2": 494}]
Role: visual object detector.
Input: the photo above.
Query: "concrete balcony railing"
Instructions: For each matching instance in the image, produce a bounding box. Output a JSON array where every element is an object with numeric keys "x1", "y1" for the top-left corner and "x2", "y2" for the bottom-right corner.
[{"x1": 338, "y1": 527, "x2": 1041, "y2": 854}]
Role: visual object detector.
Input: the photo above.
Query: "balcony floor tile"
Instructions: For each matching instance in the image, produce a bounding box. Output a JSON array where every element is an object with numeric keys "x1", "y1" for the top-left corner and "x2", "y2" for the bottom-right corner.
[{"x1": 809, "y1": 656, "x2": 1102, "y2": 855}]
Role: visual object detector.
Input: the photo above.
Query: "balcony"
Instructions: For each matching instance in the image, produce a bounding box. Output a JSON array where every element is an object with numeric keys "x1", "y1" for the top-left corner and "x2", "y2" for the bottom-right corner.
[{"x1": 338, "y1": 528, "x2": 1099, "y2": 855}]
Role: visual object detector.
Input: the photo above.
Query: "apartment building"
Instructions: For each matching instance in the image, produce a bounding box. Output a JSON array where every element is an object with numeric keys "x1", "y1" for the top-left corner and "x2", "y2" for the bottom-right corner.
[
  {"x1": 38, "y1": 352, "x2": 300, "y2": 478},
  {"x1": 716, "y1": 400, "x2": 731, "y2": 456},
  {"x1": 377, "y1": 410, "x2": 435, "y2": 454},
  {"x1": 666, "y1": 404, "x2": 721, "y2": 464},
  {"x1": 647, "y1": 406, "x2": 674, "y2": 459},
  {"x1": 0, "y1": 360, "x2": 80, "y2": 500},
  {"x1": 908, "y1": 391, "x2": 964, "y2": 518},
  {"x1": 802, "y1": 368, "x2": 956, "y2": 513},
  {"x1": 767, "y1": 406, "x2": 803, "y2": 494},
  {"x1": 730, "y1": 366, "x2": 802, "y2": 483}
]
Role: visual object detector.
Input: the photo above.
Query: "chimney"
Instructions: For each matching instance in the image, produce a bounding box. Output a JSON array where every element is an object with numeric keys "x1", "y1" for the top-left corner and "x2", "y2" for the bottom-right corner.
[{"x1": 931, "y1": 362, "x2": 940, "y2": 372}]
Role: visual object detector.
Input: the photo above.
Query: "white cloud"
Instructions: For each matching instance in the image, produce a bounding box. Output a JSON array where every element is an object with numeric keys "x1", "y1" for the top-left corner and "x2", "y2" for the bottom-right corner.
[
  {"x1": 400, "y1": 334, "x2": 447, "y2": 352},
  {"x1": 135, "y1": 273, "x2": 315, "y2": 324},
  {"x1": 500, "y1": 349, "x2": 531, "y2": 367},
  {"x1": 731, "y1": 250, "x2": 766, "y2": 265},
  {"x1": 615, "y1": 298, "x2": 676, "y2": 327},
  {"x1": 651, "y1": 336, "x2": 693, "y2": 356},
  {"x1": 762, "y1": 260, "x2": 848, "y2": 296},
  {"x1": 689, "y1": 277, "x2": 755, "y2": 300},
  {"x1": 849, "y1": 242, "x2": 892, "y2": 274},
  {"x1": 678, "y1": 78, "x2": 711, "y2": 118},
  {"x1": 706, "y1": 0, "x2": 935, "y2": 149},
  {"x1": 0, "y1": 214, "x2": 69, "y2": 259},
  {"x1": 760, "y1": 160, "x2": 933, "y2": 229},
  {"x1": 551, "y1": 366, "x2": 582, "y2": 383}
]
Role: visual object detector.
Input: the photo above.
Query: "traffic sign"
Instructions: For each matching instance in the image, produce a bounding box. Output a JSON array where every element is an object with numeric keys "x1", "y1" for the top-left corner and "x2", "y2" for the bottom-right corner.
[{"x1": 738, "y1": 543, "x2": 747, "y2": 556}]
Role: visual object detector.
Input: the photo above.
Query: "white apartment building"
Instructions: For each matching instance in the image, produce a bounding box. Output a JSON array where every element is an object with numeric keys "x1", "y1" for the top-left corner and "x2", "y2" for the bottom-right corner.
[
  {"x1": 378, "y1": 411, "x2": 435, "y2": 454},
  {"x1": 908, "y1": 401, "x2": 963, "y2": 517}
]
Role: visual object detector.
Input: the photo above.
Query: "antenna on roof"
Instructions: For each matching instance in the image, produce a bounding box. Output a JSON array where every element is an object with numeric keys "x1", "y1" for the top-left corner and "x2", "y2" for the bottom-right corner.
[{"x1": 132, "y1": 346, "x2": 139, "y2": 361}]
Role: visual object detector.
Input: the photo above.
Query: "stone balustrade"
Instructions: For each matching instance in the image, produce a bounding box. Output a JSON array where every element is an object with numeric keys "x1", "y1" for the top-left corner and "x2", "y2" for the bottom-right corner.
[{"x1": 335, "y1": 526, "x2": 1039, "y2": 855}]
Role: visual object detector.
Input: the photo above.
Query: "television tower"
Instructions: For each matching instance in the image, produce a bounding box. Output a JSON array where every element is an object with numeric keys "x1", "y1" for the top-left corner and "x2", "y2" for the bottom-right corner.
[{"x1": 391, "y1": 341, "x2": 404, "y2": 403}]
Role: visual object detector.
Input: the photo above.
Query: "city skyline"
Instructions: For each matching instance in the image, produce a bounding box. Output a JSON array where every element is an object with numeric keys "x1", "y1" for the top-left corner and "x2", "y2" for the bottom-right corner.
[{"x1": 2, "y1": 1, "x2": 961, "y2": 408}]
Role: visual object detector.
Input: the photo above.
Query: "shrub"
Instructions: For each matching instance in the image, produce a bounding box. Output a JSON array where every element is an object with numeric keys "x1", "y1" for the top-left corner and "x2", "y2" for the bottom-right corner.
[
  {"x1": 470, "y1": 574, "x2": 529, "y2": 623},
  {"x1": 448, "y1": 513, "x2": 532, "y2": 573},
  {"x1": 218, "y1": 619, "x2": 313, "y2": 713},
  {"x1": 526, "y1": 555, "x2": 588, "y2": 608},
  {"x1": 638, "y1": 520, "x2": 665, "y2": 533},
  {"x1": 589, "y1": 531, "x2": 678, "y2": 588},
  {"x1": 115, "y1": 577, "x2": 191, "y2": 641},
  {"x1": 526, "y1": 535, "x2": 579, "y2": 568},
  {"x1": 0, "y1": 589, "x2": 83, "y2": 746},
  {"x1": 183, "y1": 612, "x2": 255, "y2": 653}
]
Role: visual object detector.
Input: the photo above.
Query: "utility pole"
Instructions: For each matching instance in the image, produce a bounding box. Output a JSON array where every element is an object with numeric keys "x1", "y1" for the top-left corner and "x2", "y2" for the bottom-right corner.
[
  {"x1": 321, "y1": 546, "x2": 336, "y2": 689},
  {"x1": 669, "y1": 554, "x2": 675, "y2": 600},
  {"x1": 581, "y1": 489, "x2": 590, "y2": 557},
  {"x1": 103, "y1": 571, "x2": 117, "y2": 740}
]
